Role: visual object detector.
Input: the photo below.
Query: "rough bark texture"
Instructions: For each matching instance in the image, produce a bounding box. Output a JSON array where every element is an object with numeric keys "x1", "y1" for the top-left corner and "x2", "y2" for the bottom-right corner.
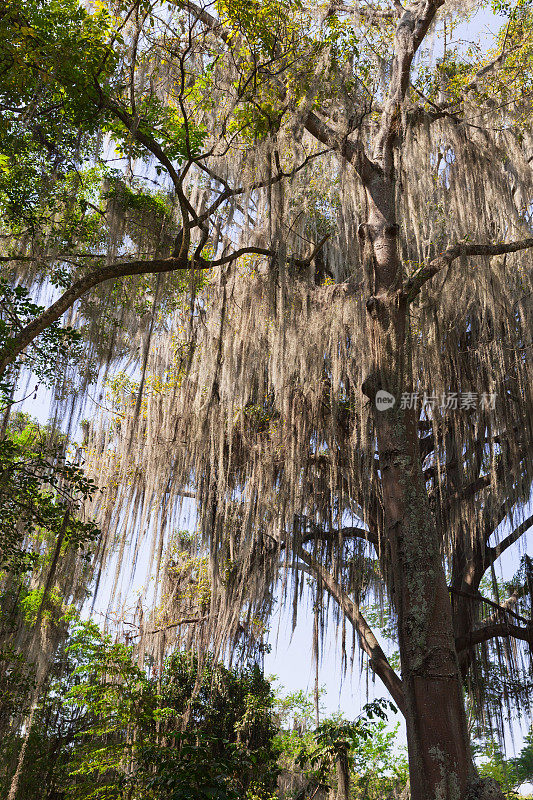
[
  {"x1": 335, "y1": 752, "x2": 350, "y2": 800},
  {"x1": 362, "y1": 177, "x2": 472, "y2": 799},
  {"x1": 465, "y1": 778, "x2": 506, "y2": 800}
]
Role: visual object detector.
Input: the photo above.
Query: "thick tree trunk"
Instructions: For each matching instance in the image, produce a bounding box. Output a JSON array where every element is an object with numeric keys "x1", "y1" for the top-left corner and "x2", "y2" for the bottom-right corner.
[
  {"x1": 335, "y1": 752, "x2": 350, "y2": 800},
  {"x1": 361, "y1": 178, "x2": 473, "y2": 800},
  {"x1": 373, "y1": 400, "x2": 473, "y2": 800}
]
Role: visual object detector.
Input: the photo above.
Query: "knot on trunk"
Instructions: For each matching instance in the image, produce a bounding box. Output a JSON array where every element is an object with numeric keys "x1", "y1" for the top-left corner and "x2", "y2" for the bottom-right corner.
[
  {"x1": 465, "y1": 777, "x2": 506, "y2": 800},
  {"x1": 361, "y1": 371, "x2": 381, "y2": 399},
  {"x1": 366, "y1": 295, "x2": 380, "y2": 317}
]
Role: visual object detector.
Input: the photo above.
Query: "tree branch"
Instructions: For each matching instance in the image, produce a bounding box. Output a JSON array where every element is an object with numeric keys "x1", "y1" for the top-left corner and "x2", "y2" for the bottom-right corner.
[
  {"x1": 177, "y1": 0, "x2": 378, "y2": 184},
  {"x1": 0, "y1": 249, "x2": 255, "y2": 375},
  {"x1": 101, "y1": 96, "x2": 186, "y2": 196},
  {"x1": 295, "y1": 544, "x2": 406, "y2": 714},
  {"x1": 455, "y1": 621, "x2": 532, "y2": 652},
  {"x1": 199, "y1": 148, "x2": 331, "y2": 223},
  {"x1": 449, "y1": 586, "x2": 531, "y2": 627},
  {"x1": 327, "y1": 1, "x2": 401, "y2": 21},
  {"x1": 485, "y1": 514, "x2": 533, "y2": 569},
  {"x1": 374, "y1": 0, "x2": 444, "y2": 173},
  {"x1": 479, "y1": 590, "x2": 520, "y2": 627},
  {"x1": 0, "y1": 231, "x2": 330, "y2": 376},
  {"x1": 404, "y1": 238, "x2": 533, "y2": 300},
  {"x1": 136, "y1": 615, "x2": 209, "y2": 636},
  {"x1": 302, "y1": 110, "x2": 377, "y2": 183},
  {"x1": 295, "y1": 517, "x2": 378, "y2": 550}
]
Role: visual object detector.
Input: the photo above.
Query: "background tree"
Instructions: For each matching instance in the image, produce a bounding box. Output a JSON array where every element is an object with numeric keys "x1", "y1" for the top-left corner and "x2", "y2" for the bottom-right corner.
[{"x1": 1, "y1": 620, "x2": 279, "y2": 800}]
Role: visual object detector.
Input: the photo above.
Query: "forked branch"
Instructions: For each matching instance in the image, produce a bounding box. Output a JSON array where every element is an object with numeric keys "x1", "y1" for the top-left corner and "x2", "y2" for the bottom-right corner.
[{"x1": 177, "y1": 0, "x2": 378, "y2": 184}]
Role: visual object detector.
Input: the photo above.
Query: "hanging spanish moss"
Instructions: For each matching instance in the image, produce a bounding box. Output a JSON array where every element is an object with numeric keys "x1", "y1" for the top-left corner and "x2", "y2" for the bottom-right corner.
[
  {"x1": 77, "y1": 91, "x2": 533, "y2": 739},
  {"x1": 1, "y1": 2, "x2": 532, "y2": 786}
]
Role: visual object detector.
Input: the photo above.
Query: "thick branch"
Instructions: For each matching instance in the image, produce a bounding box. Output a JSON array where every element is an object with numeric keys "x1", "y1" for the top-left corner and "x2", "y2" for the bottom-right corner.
[
  {"x1": 328, "y1": 1, "x2": 401, "y2": 21},
  {"x1": 300, "y1": 525, "x2": 378, "y2": 549},
  {"x1": 303, "y1": 110, "x2": 377, "y2": 183},
  {"x1": 485, "y1": 514, "x2": 533, "y2": 568},
  {"x1": 296, "y1": 545, "x2": 406, "y2": 714},
  {"x1": 0, "y1": 248, "x2": 263, "y2": 375},
  {"x1": 374, "y1": 0, "x2": 444, "y2": 172},
  {"x1": 404, "y1": 238, "x2": 533, "y2": 300},
  {"x1": 172, "y1": 0, "x2": 233, "y2": 45},
  {"x1": 455, "y1": 622, "x2": 533, "y2": 652},
  {"x1": 479, "y1": 591, "x2": 519, "y2": 627}
]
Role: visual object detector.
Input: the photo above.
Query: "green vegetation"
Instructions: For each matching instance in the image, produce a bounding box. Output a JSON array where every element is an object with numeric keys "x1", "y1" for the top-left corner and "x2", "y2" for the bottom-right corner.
[
  {"x1": 0, "y1": 412, "x2": 99, "y2": 575},
  {"x1": 0, "y1": 615, "x2": 413, "y2": 800}
]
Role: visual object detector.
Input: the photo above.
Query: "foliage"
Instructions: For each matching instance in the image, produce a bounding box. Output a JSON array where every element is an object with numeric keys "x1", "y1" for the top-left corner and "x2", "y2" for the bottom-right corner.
[
  {"x1": 0, "y1": 412, "x2": 99, "y2": 575},
  {"x1": 477, "y1": 739, "x2": 522, "y2": 798},
  {"x1": 0, "y1": 629, "x2": 413, "y2": 800},
  {"x1": 295, "y1": 698, "x2": 396, "y2": 786},
  {"x1": 350, "y1": 718, "x2": 409, "y2": 800},
  {"x1": 57, "y1": 623, "x2": 279, "y2": 800},
  {"x1": 273, "y1": 688, "x2": 407, "y2": 800},
  {"x1": 0, "y1": 0, "x2": 115, "y2": 231},
  {"x1": 0, "y1": 280, "x2": 82, "y2": 397},
  {"x1": 475, "y1": 731, "x2": 533, "y2": 798}
]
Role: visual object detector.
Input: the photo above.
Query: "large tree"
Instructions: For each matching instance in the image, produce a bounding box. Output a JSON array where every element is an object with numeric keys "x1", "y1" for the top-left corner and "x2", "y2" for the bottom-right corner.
[{"x1": 1, "y1": 0, "x2": 533, "y2": 798}]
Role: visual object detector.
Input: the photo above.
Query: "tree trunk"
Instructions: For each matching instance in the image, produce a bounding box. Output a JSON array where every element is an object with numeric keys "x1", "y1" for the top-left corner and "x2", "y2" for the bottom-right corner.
[
  {"x1": 335, "y1": 751, "x2": 350, "y2": 800},
  {"x1": 361, "y1": 177, "x2": 473, "y2": 800}
]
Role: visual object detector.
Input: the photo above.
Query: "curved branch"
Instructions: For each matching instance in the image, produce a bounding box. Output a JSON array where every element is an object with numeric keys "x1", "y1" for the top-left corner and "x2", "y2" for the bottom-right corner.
[
  {"x1": 0, "y1": 248, "x2": 260, "y2": 375},
  {"x1": 295, "y1": 544, "x2": 406, "y2": 714},
  {"x1": 404, "y1": 238, "x2": 533, "y2": 300},
  {"x1": 295, "y1": 517, "x2": 378, "y2": 550},
  {"x1": 302, "y1": 110, "x2": 377, "y2": 183},
  {"x1": 0, "y1": 231, "x2": 331, "y2": 376}
]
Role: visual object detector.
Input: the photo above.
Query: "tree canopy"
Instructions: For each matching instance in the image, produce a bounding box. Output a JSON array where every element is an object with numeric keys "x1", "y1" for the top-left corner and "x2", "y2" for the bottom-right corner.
[{"x1": 0, "y1": 0, "x2": 533, "y2": 797}]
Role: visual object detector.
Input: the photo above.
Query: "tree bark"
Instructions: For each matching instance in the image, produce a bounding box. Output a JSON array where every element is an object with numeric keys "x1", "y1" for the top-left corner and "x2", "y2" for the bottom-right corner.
[
  {"x1": 362, "y1": 176, "x2": 473, "y2": 800},
  {"x1": 335, "y1": 751, "x2": 350, "y2": 800}
]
